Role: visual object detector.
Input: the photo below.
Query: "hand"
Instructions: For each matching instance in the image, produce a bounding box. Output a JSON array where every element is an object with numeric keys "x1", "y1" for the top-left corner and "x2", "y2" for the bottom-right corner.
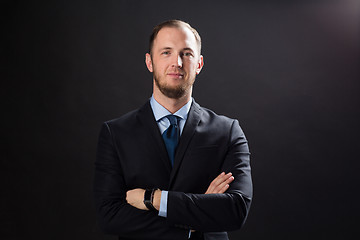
[
  {"x1": 126, "y1": 188, "x2": 162, "y2": 211},
  {"x1": 126, "y1": 188, "x2": 147, "y2": 210},
  {"x1": 205, "y1": 172, "x2": 234, "y2": 194}
]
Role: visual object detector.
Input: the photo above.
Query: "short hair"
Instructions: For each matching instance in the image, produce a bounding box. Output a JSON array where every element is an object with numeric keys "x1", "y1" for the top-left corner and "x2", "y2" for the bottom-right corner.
[{"x1": 149, "y1": 19, "x2": 202, "y2": 55}]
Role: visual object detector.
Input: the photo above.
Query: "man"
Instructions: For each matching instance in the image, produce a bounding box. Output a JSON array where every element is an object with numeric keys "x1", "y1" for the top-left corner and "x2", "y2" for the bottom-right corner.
[{"x1": 94, "y1": 20, "x2": 252, "y2": 240}]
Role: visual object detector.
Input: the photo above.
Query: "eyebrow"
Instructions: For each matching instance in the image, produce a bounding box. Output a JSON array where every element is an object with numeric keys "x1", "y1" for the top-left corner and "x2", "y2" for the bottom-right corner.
[
  {"x1": 158, "y1": 47, "x2": 194, "y2": 52},
  {"x1": 182, "y1": 48, "x2": 194, "y2": 52},
  {"x1": 159, "y1": 47, "x2": 172, "y2": 51}
]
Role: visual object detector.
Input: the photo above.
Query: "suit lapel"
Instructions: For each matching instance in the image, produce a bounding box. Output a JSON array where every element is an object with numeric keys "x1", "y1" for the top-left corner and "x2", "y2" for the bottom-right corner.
[
  {"x1": 169, "y1": 101, "x2": 202, "y2": 188},
  {"x1": 136, "y1": 101, "x2": 172, "y2": 174}
]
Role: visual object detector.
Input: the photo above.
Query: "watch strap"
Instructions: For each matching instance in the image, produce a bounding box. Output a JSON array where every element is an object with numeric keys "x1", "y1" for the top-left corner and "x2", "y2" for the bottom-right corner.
[{"x1": 143, "y1": 189, "x2": 158, "y2": 212}]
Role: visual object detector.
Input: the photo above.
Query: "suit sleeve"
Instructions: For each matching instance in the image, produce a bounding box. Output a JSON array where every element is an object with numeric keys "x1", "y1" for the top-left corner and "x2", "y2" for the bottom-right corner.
[
  {"x1": 166, "y1": 120, "x2": 253, "y2": 232},
  {"x1": 93, "y1": 123, "x2": 188, "y2": 239}
]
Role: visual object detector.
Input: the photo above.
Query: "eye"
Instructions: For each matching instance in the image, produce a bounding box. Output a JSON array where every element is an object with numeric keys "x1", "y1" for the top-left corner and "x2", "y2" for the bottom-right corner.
[
  {"x1": 162, "y1": 51, "x2": 170, "y2": 55},
  {"x1": 183, "y1": 52, "x2": 193, "y2": 57}
]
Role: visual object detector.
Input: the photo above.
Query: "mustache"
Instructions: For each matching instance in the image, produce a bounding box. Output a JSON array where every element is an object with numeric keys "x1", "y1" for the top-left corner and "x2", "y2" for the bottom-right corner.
[{"x1": 167, "y1": 70, "x2": 185, "y2": 75}]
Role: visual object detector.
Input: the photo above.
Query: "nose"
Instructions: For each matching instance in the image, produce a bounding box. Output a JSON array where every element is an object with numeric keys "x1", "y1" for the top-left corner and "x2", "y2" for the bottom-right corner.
[{"x1": 172, "y1": 54, "x2": 183, "y2": 68}]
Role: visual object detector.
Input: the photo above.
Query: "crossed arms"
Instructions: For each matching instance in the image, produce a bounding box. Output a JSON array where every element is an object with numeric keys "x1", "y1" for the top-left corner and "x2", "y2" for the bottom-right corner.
[
  {"x1": 126, "y1": 172, "x2": 235, "y2": 211},
  {"x1": 94, "y1": 119, "x2": 252, "y2": 238}
]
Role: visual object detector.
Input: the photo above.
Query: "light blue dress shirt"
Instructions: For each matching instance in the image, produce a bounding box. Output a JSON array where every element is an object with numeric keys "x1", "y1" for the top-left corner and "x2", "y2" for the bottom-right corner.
[{"x1": 149, "y1": 95, "x2": 192, "y2": 218}]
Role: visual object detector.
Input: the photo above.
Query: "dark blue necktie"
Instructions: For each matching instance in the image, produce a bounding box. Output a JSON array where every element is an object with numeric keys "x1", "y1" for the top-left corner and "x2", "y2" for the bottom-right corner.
[{"x1": 162, "y1": 115, "x2": 180, "y2": 166}]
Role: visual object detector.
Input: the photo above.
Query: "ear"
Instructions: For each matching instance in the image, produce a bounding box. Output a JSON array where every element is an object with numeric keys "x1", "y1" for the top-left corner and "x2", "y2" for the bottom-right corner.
[
  {"x1": 196, "y1": 55, "x2": 204, "y2": 75},
  {"x1": 145, "y1": 53, "x2": 153, "y2": 72}
]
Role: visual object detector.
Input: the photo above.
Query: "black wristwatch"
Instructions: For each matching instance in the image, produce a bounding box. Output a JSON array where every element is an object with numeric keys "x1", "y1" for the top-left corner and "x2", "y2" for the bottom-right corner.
[{"x1": 143, "y1": 188, "x2": 158, "y2": 212}]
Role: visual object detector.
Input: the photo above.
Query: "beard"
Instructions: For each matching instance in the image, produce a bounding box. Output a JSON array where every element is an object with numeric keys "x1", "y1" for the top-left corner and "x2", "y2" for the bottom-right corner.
[{"x1": 153, "y1": 68, "x2": 195, "y2": 99}]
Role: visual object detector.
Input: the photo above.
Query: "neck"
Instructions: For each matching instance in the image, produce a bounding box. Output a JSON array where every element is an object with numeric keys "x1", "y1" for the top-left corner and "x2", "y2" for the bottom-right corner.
[{"x1": 153, "y1": 84, "x2": 192, "y2": 114}]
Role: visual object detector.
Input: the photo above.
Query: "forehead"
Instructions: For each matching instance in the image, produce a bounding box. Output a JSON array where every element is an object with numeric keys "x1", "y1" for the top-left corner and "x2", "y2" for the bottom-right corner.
[{"x1": 153, "y1": 26, "x2": 198, "y2": 51}]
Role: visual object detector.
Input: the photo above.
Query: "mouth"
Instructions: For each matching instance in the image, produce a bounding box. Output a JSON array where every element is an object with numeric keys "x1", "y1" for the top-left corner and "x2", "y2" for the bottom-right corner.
[{"x1": 167, "y1": 72, "x2": 184, "y2": 78}]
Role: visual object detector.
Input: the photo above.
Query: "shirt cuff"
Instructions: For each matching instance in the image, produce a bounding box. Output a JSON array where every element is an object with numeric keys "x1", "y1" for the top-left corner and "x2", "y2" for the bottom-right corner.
[{"x1": 158, "y1": 190, "x2": 168, "y2": 217}]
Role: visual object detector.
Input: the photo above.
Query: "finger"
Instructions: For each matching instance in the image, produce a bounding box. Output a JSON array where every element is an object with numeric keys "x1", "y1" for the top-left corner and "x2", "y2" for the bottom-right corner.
[
  {"x1": 205, "y1": 172, "x2": 225, "y2": 193},
  {"x1": 212, "y1": 176, "x2": 234, "y2": 193},
  {"x1": 206, "y1": 173, "x2": 233, "y2": 194},
  {"x1": 225, "y1": 175, "x2": 235, "y2": 184},
  {"x1": 219, "y1": 183, "x2": 230, "y2": 193},
  {"x1": 211, "y1": 172, "x2": 232, "y2": 187},
  {"x1": 211, "y1": 172, "x2": 232, "y2": 189}
]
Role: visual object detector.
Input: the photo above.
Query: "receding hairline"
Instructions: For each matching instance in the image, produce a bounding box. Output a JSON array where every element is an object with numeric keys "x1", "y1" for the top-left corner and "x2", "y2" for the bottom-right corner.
[{"x1": 149, "y1": 20, "x2": 202, "y2": 55}]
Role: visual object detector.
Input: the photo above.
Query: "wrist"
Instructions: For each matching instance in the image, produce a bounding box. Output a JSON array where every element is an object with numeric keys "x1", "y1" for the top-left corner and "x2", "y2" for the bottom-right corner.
[{"x1": 153, "y1": 189, "x2": 161, "y2": 210}]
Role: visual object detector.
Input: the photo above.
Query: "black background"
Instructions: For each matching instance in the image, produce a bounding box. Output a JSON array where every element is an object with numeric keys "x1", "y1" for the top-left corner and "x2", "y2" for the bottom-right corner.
[{"x1": 3, "y1": 0, "x2": 359, "y2": 239}]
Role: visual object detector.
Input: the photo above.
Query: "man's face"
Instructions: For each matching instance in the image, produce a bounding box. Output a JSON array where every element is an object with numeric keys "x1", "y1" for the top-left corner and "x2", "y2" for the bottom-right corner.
[{"x1": 146, "y1": 27, "x2": 203, "y2": 99}]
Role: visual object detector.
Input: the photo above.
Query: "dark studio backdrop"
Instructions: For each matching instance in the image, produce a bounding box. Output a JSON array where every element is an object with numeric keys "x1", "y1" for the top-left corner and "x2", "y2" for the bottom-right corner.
[{"x1": 2, "y1": 0, "x2": 359, "y2": 239}]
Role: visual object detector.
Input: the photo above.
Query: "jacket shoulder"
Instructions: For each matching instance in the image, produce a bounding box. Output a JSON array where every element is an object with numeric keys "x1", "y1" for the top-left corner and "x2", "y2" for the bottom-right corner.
[
  {"x1": 197, "y1": 104, "x2": 237, "y2": 126},
  {"x1": 104, "y1": 100, "x2": 151, "y2": 128},
  {"x1": 105, "y1": 108, "x2": 138, "y2": 127}
]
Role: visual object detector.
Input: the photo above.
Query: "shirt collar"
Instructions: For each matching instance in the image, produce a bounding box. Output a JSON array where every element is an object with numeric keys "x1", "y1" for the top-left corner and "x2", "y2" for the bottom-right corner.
[{"x1": 150, "y1": 95, "x2": 192, "y2": 122}]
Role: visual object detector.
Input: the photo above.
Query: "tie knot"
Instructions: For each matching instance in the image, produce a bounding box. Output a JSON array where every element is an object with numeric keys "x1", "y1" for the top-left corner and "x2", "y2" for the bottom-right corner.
[{"x1": 165, "y1": 115, "x2": 179, "y2": 126}]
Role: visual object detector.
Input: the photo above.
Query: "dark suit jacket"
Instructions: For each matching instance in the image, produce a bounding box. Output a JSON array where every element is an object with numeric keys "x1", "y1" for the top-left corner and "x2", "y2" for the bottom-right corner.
[{"x1": 94, "y1": 100, "x2": 252, "y2": 240}]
